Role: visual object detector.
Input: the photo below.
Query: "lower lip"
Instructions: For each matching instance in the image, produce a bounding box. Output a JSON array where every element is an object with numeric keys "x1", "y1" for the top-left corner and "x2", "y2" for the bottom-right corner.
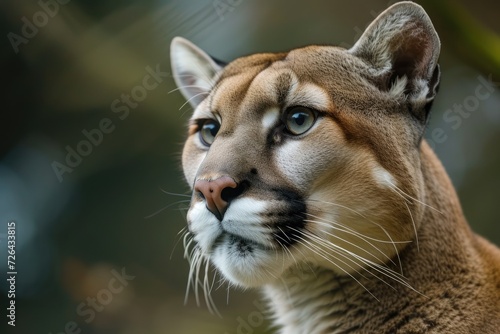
[
  {"x1": 216, "y1": 233, "x2": 272, "y2": 251},
  {"x1": 235, "y1": 234, "x2": 264, "y2": 247}
]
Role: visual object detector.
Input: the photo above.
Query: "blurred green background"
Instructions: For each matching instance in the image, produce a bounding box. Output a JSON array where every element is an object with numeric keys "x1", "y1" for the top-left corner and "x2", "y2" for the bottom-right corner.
[{"x1": 1, "y1": 0, "x2": 499, "y2": 333}]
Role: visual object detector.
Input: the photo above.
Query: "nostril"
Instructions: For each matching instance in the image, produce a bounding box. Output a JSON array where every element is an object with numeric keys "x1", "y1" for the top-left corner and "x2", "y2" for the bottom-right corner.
[
  {"x1": 194, "y1": 176, "x2": 245, "y2": 220},
  {"x1": 221, "y1": 180, "x2": 249, "y2": 203}
]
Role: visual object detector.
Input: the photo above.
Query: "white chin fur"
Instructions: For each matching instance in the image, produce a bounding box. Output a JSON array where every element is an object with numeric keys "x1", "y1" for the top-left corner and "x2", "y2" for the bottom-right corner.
[
  {"x1": 212, "y1": 235, "x2": 292, "y2": 287},
  {"x1": 189, "y1": 197, "x2": 295, "y2": 287}
]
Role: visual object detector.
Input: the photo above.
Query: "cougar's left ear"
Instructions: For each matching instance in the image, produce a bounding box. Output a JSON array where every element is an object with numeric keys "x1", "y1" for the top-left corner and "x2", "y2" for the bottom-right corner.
[
  {"x1": 170, "y1": 37, "x2": 224, "y2": 107},
  {"x1": 349, "y1": 1, "x2": 440, "y2": 122}
]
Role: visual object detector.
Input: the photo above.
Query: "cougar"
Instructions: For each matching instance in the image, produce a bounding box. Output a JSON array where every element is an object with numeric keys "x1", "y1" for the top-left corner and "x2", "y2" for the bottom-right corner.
[{"x1": 170, "y1": 2, "x2": 500, "y2": 333}]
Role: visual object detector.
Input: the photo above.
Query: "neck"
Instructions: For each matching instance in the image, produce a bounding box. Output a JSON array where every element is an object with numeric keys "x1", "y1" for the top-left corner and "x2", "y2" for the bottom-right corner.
[{"x1": 264, "y1": 265, "x2": 359, "y2": 334}]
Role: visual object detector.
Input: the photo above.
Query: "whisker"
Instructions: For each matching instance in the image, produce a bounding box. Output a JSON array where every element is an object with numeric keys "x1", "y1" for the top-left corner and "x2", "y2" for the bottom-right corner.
[
  {"x1": 182, "y1": 231, "x2": 223, "y2": 315},
  {"x1": 275, "y1": 225, "x2": 318, "y2": 275},
  {"x1": 306, "y1": 216, "x2": 406, "y2": 277},
  {"x1": 194, "y1": 250, "x2": 204, "y2": 307},
  {"x1": 289, "y1": 227, "x2": 368, "y2": 278},
  {"x1": 183, "y1": 236, "x2": 196, "y2": 261},
  {"x1": 378, "y1": 186, "x2": 422, "y2": 253},
  {"x1": 144, "y1": 200, "x2": 191, "y2": 219},
  {"x1": 306, "y1": 212, "x2": 410, "y2": 244},
  {"x1": 203, "y1": 258, "x2": 221, "y2": 317},
  {"x1": 292, "y1": 234, "x2": 379, "y2": 302},
  {"x1": 179, "y1": 91, "x2": 209, "y2": 112},
  {"x1": 172, "y1": 69, "x2": 216, "y2": 90},
  {"x1": 273, "y1": 234, "x2": 288, "y2": 270},
  {"x1": 403, "y1": 201, "x2": 419, "y2": 251},
  {"x1": 304, "y1": 218, "x2": 396, "y2": 268},
  {"x1": 274, "y1": 231, "x2": 298, "y2": 269},
  {"x1": 168, "y1": 84, "x2": 209, "y2": 94},
  {"x1": 306, "y1": 201, "x2": 404, "y2": 274},
  {"x1": 185, "y1": 247, "x2": 199, "y2": 305},
  {"x1": 388, "y1": 182, "x2": 444, "y2": 215},
  {"x1": 170, "y1": 227, "x2": 188, "y2": 260},
  {"x1": 158, "y1": 188, "x2": 191, "y2": 198},
  {"x1": 297, "y1": 227, "x2": 424, "y2": 296},
  {"x1": 301, "y1": 229, "x2": 413, "y2": 292}
]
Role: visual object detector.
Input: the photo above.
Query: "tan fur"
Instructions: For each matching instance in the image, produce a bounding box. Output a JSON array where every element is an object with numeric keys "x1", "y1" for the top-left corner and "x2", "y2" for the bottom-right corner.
[{"x1": 171, "y1": 2, "x2": 500, "y2": 332}]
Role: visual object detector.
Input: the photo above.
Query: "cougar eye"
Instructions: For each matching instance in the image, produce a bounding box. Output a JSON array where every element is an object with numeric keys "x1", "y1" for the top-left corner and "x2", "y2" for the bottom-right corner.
[
  {"x1": 199, "y1": 119, "x2": 220, "y2": 146},
  {"x1": 285, "y1": 107, "x2": 316, "y2": 135}
]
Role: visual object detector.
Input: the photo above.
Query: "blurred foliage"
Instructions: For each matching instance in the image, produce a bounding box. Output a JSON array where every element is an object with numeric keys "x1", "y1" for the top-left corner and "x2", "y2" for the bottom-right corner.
[
  {"x1": 0, "y1": 1, "x2": 499, "y2": 334},
  {"x1": 421, "y1": 0, "x2": 500, "y2": 82}
]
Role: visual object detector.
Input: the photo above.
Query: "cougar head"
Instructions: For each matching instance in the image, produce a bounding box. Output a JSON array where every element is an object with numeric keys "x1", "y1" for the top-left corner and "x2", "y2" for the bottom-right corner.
[{"x1": 170, "y1": 1, "x2": 440, "y2": 288}]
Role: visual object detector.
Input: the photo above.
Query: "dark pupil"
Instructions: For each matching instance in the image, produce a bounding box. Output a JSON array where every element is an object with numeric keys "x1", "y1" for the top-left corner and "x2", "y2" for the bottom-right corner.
[
  {"x1": 205, "y1": 122, "x2": 218, "y2": 137},
  {"x1": 292, "y1": 112, "x2": 307, "y2": 126}
]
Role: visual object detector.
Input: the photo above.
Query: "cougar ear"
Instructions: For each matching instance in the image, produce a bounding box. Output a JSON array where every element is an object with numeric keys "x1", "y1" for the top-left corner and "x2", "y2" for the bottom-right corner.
[
  {"x1": 170, "y1": 37, "x2": 224, "y2": 107},
  {"x1": 349, "y1": 1, "x2": 440, "y2": 122}
]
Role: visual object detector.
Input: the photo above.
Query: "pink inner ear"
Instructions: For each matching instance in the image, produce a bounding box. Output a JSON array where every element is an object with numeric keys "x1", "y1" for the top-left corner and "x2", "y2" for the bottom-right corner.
[
  {"x1": 177, "y1": 70, "x2": 210, "y2": 106},
  {"x1": 182, "y1": 72, "x2": 198, "y2": 87}
]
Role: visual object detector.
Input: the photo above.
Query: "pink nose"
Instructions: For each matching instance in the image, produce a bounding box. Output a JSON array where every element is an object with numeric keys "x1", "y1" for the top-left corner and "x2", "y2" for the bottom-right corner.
[{"x1": 194, "y1": 176, "x2": 238, "y2": 220}]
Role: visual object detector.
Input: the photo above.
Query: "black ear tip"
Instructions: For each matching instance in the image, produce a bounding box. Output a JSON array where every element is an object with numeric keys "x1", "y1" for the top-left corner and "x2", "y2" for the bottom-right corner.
[{"x1": 428, "y1": 64, "x2": 441, "y2": 96}]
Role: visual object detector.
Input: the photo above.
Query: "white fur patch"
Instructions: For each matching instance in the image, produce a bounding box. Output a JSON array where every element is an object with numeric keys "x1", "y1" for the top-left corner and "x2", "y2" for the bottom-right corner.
[
  {"x1": 265, "y1": 267, "x2": 349, "y2": 334},
  {"x1": 187, "y1": 201, "x2": 221, "y2": 253},
  {"x1": 211, "y1": 215, "x2": 298, "y2": 288},
  {"x1": 388, "y1": 75, "x2": 408, "y2": 97},
  {"x1": 241, "y1": 68, "x2": 331, "y2": 115},
  {"x1": 372, "y1": 164, "x2": 396, "y2": 188},
  {"x1": 242, "y1": 69, "x2": 300, "y2": 106},
  {"x1": 275, "y1": 139, "x2": 326, "y2": 189},
  {"x1": 410, "y1": 78, "x2": 431, "y2": 108},
  {"x1": 262, "y1": 107, "x2": 280, "y2": 130},
  {"x1": 212, "y1": 238, "x2": 288, "y2": 287},
  {"x1": 222, "y1": 197, "x2": 272, "y2": 246},
  {"x1": 191, "y1": 98, "x2": 213, "y2": 120},
  {"x1": 286, "y1": 82, "x2": 331, "y2": 111},
  {"x1": 275, "y1": 140, "x2": 306, "y2": 186},
  {"x1": 190, "y1": 196, "x2": 292, "y2": 287}
]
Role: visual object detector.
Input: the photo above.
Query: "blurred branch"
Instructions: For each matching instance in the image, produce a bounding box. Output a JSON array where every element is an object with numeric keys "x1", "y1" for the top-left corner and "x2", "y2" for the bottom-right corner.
[{"x1": 421, "y1": 0, "x2": 500, "y2": 83}]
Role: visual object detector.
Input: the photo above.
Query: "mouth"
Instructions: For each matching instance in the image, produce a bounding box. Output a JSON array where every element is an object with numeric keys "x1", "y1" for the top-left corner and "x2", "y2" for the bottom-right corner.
[
  {"x1": 209, "y1": 230, "x2": 290, "y2": 287},
  {"x1": 213, "y1": 232, "x2": 274, "y2": 254}
]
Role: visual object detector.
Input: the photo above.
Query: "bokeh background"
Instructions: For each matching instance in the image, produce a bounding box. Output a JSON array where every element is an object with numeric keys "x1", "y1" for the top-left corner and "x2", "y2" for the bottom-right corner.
[{"x1": 1, "y1": 0, "x2": 499, "y2": 333}]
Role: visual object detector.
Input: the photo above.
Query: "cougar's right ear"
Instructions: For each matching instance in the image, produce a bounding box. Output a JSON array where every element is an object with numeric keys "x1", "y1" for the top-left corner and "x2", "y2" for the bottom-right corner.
[
  {"x1": 349, "y1": 2, "x2": 440, "y2": 123},
  {"x1": 170, "y1": 37, "x2": 224, "y2": 107}
]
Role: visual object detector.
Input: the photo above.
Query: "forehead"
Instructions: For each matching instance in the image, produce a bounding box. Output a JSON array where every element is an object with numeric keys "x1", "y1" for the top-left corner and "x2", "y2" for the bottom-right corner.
[{"x1": 199, "y1": 47, "x2": 350, "y2": 120}]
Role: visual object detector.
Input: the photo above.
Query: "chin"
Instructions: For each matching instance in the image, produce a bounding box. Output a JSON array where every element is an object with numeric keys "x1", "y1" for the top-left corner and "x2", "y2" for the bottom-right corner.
[{"x1": 211, "y1": 234, "x2": 291, "y2": 288}]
